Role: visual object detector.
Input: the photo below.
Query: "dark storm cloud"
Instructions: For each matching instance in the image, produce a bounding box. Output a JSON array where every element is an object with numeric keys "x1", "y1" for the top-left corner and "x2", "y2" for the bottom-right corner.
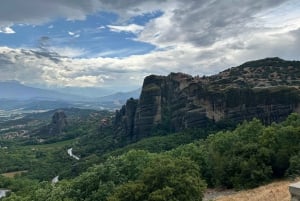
[
  {"x1": 0, "y1": 0, "x2": 292, "y2": 49},
  {"x1": 0, "y1": 0, "x2": 101, "y2": 25},
  {"x1": 0, "y1": 0, "x2": 165, "y2": 26},
  {"x1": 138, "y1": 0, "x2": 290, "y2": 47}
]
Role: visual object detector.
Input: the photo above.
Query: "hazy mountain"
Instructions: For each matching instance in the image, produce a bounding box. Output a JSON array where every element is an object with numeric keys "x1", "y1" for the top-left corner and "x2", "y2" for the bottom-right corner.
[
  {"x1": 0, "y1": 99, "x2": 72, "y2": 111},
  {"x1": 0, "y1": 81, "x2": 141, "y2": 111},
  {"x1": 55, "y1": 86, "x2": 114, "y2": 98},
  {"x1": 0, "y1": 81, "x2": 85, "y2": 101},
  {"x1": 99, "y1": 88, "x2": 141, "y2": 103}
]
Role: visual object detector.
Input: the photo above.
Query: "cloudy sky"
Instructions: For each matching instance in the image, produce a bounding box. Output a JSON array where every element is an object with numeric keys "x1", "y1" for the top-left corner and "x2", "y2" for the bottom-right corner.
[{"x1": 0, "y1": 0, "x2": 300, "y2": 94}]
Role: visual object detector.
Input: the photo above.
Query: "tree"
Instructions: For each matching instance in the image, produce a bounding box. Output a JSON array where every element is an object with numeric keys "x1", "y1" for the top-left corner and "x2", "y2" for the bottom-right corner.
[{"x1": 108, "y1": 155, "x2": 206, "y2": 201}]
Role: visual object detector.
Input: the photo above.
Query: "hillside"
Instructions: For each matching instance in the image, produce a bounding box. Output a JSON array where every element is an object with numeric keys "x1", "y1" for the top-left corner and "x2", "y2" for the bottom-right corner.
[
  {"x1": 2, "y1": 112, "x2": 300, "y2": 201},
  {"x1": 207, "y1": 57, "x2": 300, "y2": 90},
  {"x1": 115, "y1": 57, "x2": 300, "y2": 142}
]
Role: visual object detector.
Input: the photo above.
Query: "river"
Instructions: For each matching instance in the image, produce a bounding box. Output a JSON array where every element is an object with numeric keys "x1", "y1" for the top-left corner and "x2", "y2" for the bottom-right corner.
[
  {"x1": 0, "y1": 189, "x2": 10, "y2": 199},
  {"x1": 51, "y1": 176, "x2": 59, "y2": 184},
  {"x1": 0, "y1": 148, "x2": 80, "y2": 199},
  {"x1": 67, "y1": 148, "x2": 80, "y2": 160},
  {"x1": 50, "y1": 149, "x2": 79, "y2": 186}
]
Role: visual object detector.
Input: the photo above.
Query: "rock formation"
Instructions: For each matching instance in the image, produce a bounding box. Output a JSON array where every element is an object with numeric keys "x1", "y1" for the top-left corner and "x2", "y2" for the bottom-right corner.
[
  {"x1": 49, "y1": 110, "x2": 68, "y2": 135},
  {"x1": 114, "y1": 58, "x2": 300, "y2": 141},
  {"x1": 115, "y1": 98, "x2": 138, "y2": 141}
]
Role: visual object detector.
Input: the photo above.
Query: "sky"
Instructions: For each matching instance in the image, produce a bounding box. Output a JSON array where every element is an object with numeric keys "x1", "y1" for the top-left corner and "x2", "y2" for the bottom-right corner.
[{"x1": 0, "y1": 0, "x2": 300, "y2": 95}]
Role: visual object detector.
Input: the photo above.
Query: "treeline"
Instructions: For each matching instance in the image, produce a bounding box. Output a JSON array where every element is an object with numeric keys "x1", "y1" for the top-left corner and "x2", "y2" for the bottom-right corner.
[{"x1": 2, "y1": 113, "x2": 300, "y2": 201}]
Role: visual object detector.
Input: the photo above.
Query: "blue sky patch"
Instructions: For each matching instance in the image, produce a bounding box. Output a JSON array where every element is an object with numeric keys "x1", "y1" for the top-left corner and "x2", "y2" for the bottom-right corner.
[{"x1": 0, "y1": 11, "x2": 157, "y2": 58}]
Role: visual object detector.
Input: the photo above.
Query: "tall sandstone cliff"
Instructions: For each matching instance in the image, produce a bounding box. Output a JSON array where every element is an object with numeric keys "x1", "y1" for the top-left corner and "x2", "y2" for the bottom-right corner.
[{"x1": 114, "y1": 58, "x2": 300, "y2": 141}]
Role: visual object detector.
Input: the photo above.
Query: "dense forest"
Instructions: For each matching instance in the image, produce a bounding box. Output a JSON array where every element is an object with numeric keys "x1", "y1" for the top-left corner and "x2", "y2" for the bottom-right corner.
[{"x1": 1, "y1": 112, "x2": 300, "y2": 201}]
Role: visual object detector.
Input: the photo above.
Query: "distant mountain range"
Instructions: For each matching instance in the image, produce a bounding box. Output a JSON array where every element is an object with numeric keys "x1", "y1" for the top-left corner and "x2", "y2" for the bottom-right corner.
[
  {"x1": 0, "y1": 81, "x2": 84, "y2": 101},
  {"x1": 55, "y1": 86, "x2": 113, "y2": 98},
  {"x1": 0, "y1": 80, "x2": 141, "y2": 111},
  {"x1": 99, "y1": 88, "x2": 141, "y2": 103}
]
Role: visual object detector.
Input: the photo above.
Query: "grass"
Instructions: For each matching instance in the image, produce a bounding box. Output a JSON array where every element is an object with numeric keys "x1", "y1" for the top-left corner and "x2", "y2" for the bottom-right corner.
[
  {"x1": 213, "y1": 179, "x2": 300, "y2": 201},
  {"x1": 1, "y1": 170, "x2": 28, "y2": 178}
]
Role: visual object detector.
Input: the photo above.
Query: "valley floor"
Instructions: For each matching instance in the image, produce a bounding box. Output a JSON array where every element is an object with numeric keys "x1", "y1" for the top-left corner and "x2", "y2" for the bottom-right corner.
[{"x1": 204, "y1": 179, "x2": 300, "y2": 201}]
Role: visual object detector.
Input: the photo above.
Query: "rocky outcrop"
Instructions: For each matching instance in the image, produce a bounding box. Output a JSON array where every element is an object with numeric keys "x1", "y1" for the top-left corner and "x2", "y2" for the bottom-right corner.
[
  {"x1": 115, "y1": 98, "x2": 138, "y2": 140},
  {"x1": 114, "y1": 58, "x2": 300, "y2": 141},
  {"x1": 49, "y1": 110, "x2": 68, "y2": 135},
  {"x1": 290, "y1": 182, "x2": 300, "y2": 201}
]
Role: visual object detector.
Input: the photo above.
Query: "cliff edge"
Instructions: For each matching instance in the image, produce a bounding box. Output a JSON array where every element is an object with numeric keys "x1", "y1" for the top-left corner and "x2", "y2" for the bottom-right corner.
[{"x1": 114, "y1": 58, "x2": 300, "y2": 141}]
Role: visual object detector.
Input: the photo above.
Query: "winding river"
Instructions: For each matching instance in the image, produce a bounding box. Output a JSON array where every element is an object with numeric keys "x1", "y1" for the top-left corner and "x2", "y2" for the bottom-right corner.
[
  {"x1": 50, "y1": 148, "x2": 79, "y2": 186},
  {"x1": 0, "y1": 189, "x2": 10, "y2": 199},
  {"x1": 0, "y1": 148, "x2": 80, "y2": 199},
  {"x1": 67, "y1": 148, "x2": 80, "y2": 160},
  {"x1": 51, "y1": 176, "x2": 59, "y2": 184}
]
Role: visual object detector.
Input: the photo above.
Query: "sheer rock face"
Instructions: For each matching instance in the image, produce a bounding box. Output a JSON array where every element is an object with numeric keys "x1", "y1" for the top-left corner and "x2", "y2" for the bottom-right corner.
[
  {"x1": 49, "y1": 110, "x2": 68, "y2": 135},
  {"x1": 114, "y1": 58, "x2": 300, "y2": 141},
  {"x1": 115, "y1": 98, "x2": 138, "y2": 140}
]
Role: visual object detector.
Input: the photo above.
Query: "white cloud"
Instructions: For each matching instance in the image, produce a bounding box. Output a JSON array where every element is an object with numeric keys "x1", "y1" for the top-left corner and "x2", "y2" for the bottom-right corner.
[
  {"x1": 96, "y1": 48, "x2": 146, "y2": 58},
  {"x1": 0, "y1": 0, "x2": 299, "y2": 92},
  {"x1": 0, "y1": 46, "x2": 205, "y2": 89},
  {"x1": 107, "y1": 24, "x2": 144, "y2": 34},
  {"x1": 136, "y1": 0, "x2": 297, "y2": 48},
  {"x1": 68, "y1": 31, "x2": 80, "y2": 38},
  {"x1": 70, "y1": 75, "x2": 110, "y2": 87},
  {"x1": 1, "y1": 24, "x2": 300, "y2": 91},
  {"x1": 49, "y1": 47, "x2": 87, "y2": 58},
  {"x1": 97, "y1": 26, "x2": 105, "y2": 30},
  {"x1": 0, "y1": 27, "x2": 15, "y2": 34},
  {"x1": 68, "y1": 31, "x2": 75, "y2": 36}
]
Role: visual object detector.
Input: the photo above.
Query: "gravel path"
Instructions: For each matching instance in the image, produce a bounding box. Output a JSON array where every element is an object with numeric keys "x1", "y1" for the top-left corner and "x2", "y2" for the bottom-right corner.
[{"x1": 203, "y1": 188, "x2": 236, "y2": 201}]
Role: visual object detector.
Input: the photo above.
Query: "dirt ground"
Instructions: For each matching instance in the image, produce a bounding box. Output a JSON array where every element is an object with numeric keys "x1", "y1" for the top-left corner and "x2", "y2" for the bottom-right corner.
[
  {"x1": 203, "y1": 179, "x2": 300, "y2": 201},
  {"x1": 1, "y1": 170, "x2": 28, "y2": 178}
]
